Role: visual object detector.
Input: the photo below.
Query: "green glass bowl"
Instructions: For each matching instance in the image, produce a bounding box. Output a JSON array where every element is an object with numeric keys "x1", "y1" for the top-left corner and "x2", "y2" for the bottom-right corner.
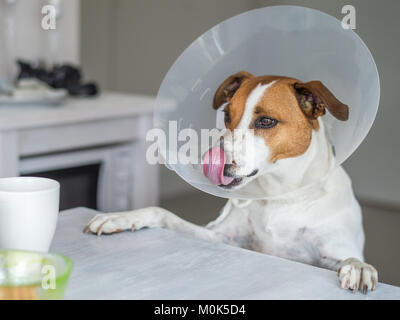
[{"x1": 0, "y1": 250, "x2": 73, "y2": 300}]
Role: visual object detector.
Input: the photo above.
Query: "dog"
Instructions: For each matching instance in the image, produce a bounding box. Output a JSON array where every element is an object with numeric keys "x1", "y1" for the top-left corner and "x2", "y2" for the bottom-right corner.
[{"x1": 85, "y1": 71, "x2": 378, "y2": 293}]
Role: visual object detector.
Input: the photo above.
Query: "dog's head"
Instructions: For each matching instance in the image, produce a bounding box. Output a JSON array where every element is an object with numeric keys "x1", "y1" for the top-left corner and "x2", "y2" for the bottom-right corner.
[{"x1": 203, "y1": 71, "x2": 349, "y2": 190}]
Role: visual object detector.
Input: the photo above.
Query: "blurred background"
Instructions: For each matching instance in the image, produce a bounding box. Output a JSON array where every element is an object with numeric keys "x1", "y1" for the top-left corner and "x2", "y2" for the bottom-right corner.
[{"x1": 0, "y1": 0, "x2": 399, "y2": 286}]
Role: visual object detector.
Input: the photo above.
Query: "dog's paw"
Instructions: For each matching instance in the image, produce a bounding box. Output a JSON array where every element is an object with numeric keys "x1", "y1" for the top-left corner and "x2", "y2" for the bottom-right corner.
[
  {"x1": 337, "y1": 258, "x2": 378, "y2": 293},
  {"x1": 84, "y1": 213, "x2": 136, "y2": 236}
]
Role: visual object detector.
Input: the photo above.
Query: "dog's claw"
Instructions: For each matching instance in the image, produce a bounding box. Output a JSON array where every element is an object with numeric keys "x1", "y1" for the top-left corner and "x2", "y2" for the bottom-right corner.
[
  {"x1": 131, "y1": 224, "x2": 136, "y2": 232},
  {"x1": 362, "y1": 285, "x2": 367, "y2": 294},
  {"x1": 97, "y1": 222, "x2": 105, "y2": 236}
]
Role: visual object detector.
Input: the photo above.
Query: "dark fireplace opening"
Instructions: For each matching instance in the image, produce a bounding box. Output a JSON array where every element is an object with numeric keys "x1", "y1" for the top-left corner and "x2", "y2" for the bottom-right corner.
[{"x1": 23, "y1": 163, "x2": 100, "y2": 211}]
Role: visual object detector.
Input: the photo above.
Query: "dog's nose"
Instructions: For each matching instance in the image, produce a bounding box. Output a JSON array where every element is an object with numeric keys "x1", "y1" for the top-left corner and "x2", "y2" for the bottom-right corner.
[{"x1": 223, "y1": 163, "x2": 235, "y2": 177}]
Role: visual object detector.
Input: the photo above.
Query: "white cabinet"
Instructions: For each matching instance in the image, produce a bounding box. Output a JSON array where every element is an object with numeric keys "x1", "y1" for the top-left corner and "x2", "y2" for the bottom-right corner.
[{"x1": 0, "y1": 92, "x2": 159, "y2": 211}]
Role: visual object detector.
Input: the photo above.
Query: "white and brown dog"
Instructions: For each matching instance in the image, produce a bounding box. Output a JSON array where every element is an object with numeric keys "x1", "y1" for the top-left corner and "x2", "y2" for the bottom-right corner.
[{"x1": 85, "y1": 71, "x2": 378, "y2": 293}]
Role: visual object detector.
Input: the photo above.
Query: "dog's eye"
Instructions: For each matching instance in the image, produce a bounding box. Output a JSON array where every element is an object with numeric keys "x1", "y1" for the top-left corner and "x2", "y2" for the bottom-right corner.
[{"x1": 254, "y1": 116, "x2": 277, "y2": 129}]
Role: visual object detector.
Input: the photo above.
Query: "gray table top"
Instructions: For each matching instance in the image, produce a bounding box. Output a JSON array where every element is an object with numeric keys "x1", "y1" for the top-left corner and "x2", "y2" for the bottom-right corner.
[{"x1": 51, "y1": 207, "x2": 400, "y2": 300}]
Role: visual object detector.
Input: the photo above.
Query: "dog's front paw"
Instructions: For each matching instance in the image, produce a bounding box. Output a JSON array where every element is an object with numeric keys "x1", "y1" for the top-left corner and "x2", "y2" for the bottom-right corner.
[
  {"x1": 337, "y1": 258, "x2": 378, "y2": 293},
  {"x1": 84, "y1": 213, "x2": 136, "y2": 236}
]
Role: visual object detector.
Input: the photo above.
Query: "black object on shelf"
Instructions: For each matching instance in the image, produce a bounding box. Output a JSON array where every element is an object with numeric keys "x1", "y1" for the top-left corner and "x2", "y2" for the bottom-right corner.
[{"x1": 16, "y1": 60, "x2": 99, "y2": 97}]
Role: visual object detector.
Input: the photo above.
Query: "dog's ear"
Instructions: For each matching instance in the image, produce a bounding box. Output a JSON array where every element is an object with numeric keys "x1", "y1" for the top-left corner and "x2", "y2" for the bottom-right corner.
[
  {"x1": 213, "y1": 71, "x2": 254, "y2": 110},
  {"x1": 293, "y1": 81, "x2": 349, "y2": 121}
]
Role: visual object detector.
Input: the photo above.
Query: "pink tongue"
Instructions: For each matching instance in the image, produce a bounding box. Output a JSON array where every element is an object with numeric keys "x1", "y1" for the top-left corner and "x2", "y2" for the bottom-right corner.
[{"x1": 203, "y1": 147, "x2": 234, "y2": 186}]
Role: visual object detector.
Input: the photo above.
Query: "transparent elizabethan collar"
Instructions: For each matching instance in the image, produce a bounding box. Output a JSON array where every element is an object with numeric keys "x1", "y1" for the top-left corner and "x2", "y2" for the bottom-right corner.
[{"x1": 154, "y1": 5, "x2": 380, "y2": 199}]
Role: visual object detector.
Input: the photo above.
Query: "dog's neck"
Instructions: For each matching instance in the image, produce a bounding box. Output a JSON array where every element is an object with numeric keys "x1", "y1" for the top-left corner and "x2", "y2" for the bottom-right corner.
[{"x1": 248, "y1": 119, "x2": 335, "y2": 199}]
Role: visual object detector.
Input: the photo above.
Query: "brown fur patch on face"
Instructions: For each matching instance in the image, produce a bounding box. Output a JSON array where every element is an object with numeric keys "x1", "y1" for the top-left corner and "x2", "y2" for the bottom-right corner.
[
  {"x1": 251, "y1": 78, "x2": 314, "y2": 163},
  {"x1": 223, "y1": 76, "x2": 320, "y2": 163},
  {"x1": 224, "y1": 76, "x2": 284, "y2": 131}
]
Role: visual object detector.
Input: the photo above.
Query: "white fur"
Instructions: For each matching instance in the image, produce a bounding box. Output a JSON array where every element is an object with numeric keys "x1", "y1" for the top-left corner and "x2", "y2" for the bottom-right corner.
[
  {"x1": 238, "y1": 82, "x2": 275, "y2": 130},
  {"x1": 85, "y1": 82, "x2": 378, "y2": 293},
  {"x1": 223, "y1": 82, "x2": 274, "y2": 177}
]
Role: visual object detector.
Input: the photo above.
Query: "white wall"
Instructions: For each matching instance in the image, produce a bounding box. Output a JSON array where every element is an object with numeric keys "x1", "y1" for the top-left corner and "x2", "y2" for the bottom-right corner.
[{"x1": 0, "y1": 0, "x2": 80, "y2": 80}]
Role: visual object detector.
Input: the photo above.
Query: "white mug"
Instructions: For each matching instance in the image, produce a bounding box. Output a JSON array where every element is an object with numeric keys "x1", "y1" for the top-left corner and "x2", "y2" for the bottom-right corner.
[{"x1": 0, "y1": 177, "x2": 60, "y2": 252}]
